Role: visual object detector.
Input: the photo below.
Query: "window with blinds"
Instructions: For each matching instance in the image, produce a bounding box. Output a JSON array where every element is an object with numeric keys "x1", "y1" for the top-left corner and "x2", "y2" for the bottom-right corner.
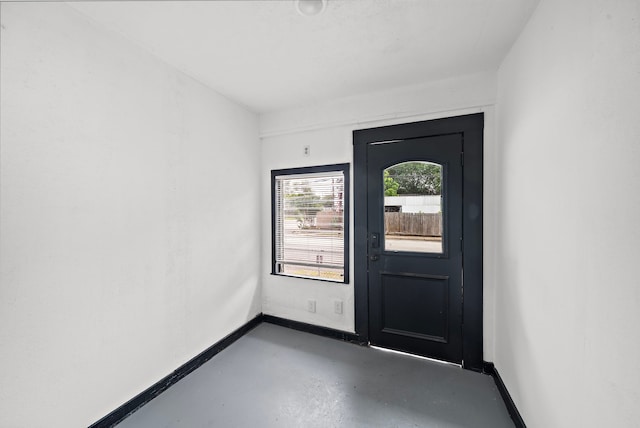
[{"x1": 271, "y1": 164, "x2": 350, "y2": 283}]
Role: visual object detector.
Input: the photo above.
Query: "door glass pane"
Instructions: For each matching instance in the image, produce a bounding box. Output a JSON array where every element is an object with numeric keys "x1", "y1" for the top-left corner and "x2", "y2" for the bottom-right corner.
[{"x1": 383, "y1": 161, "x2": 443, "y2": 253}]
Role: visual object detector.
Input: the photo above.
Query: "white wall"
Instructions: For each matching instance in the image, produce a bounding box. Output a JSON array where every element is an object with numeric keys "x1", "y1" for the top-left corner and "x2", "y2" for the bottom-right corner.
[
  {"x1": 495, "y1": 0, "x2": 640, "y2": 426},
  {"x1": 260, "y1": 72, "x2": 500, "y2": 360},
  {"x1": 385, "y1": 196, "x2": 442, "y2": 214},
  {"x1": 0, "y1": 4, "x2": 261, "y2": 427}
]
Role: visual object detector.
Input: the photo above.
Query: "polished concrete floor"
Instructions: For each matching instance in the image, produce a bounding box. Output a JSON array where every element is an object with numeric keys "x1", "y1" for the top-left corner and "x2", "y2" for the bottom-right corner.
[{"x1": 117, "y1": 323, "x2": 514, "y2": 427}]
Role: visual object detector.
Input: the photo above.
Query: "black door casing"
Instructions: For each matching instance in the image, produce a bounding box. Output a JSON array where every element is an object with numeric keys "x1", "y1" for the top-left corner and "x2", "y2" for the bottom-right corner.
[{"x1": 353, "y1": 113, "x2": 484, "y2": 371}]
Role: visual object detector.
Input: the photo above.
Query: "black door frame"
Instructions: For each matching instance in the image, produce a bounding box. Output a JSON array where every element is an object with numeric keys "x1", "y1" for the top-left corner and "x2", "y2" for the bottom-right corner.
[{"x1": 353, "y1": 113, "x2": 484, "y2": 371}]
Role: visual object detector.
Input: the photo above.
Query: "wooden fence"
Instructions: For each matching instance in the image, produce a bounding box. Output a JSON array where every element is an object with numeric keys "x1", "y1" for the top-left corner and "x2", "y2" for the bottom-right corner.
[{"x1": 384, "y1": 212, "x2": 442, "y2": 237}]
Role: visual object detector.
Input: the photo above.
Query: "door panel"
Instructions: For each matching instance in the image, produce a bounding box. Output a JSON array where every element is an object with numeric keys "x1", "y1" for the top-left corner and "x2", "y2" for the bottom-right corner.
[
  {"x1": 381, "y1": 273, "x2": 449, "y2": 342},
  {"x1": 367, "y1": 134, "x2": 463, "y2": 363}
]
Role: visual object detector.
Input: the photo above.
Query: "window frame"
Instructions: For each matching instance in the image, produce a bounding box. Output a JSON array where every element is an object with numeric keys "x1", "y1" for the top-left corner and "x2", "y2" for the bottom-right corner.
[{"x1": 271, "y1": 163, "x2": 350, "y2": 284}]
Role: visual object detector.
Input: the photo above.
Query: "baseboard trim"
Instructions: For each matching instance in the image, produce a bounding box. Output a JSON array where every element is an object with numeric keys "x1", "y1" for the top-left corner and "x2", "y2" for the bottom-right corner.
[
  {"x1": 482, "y1": 360, "x2": 496, "y2": 375},
  {"x1": 95, "y1": 314, "x2": 505, "y2": 427},
  {"x1": 483, "y1": 361, "x2": 527, "y2": 428},
  {"x1": 262, "y1": 314, "x2": 365, "y2": 345},
  {"x1": 88, "y1": 313, "x2": 263, "y2": 428}
]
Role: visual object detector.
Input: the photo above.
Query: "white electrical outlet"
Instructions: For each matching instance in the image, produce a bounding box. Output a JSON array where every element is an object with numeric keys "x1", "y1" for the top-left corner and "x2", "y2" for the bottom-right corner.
[
  {"x1": 334, "y1": 300, "x2": 343, "y2": 315},
  {"x1": 303, "y1": 145, "x2": 311, "y2": 156},
  {"x1": 307, "y1": 300, "x2": 316, "y2": 313}
]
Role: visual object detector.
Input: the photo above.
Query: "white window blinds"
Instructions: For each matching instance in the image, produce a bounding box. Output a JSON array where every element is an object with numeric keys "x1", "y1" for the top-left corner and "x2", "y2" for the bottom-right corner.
[{"x1": 273, "y1": 166, "x2": 348, "y2": 282}]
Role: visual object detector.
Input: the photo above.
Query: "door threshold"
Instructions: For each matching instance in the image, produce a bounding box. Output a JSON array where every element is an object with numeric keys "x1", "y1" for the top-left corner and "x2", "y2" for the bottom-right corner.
[{"x1": 370, "y1": 345, "x2": 462, "y2": 368}]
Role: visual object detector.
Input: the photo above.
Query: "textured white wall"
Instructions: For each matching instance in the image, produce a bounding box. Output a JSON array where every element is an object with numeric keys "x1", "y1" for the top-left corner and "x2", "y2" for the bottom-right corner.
[
  {"x1": 495, "y1": 0, "x2": 640, "y2": 426},
  {"x1": 260, "y1": 71, "x2": 498, "y2": 137},
  {"x1": 260, "y1": 73, "x2": 499, "y2": 358},
  {"x1": 0, "y1": 3, "x2": 261, "y2": 427}
]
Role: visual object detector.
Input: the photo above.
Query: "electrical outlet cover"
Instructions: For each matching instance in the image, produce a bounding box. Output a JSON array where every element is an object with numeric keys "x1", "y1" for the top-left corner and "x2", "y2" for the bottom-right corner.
[
  {"x1": 334, "y1": 300, "x2": 343, "y2": 314},
  {"x1": 307, "y1": 300, "x2": 316, "y2": 313}
]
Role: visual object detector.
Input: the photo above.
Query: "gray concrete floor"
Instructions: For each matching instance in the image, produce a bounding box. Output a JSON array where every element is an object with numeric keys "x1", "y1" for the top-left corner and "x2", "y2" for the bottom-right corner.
[{"x1": 117, "y1": 323, "x2": 513, "y2": 427}]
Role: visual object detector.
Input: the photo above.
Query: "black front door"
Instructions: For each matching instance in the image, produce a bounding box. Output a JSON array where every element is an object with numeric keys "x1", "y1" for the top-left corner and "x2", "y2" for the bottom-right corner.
[
  {"x1": 367, "y1": 135, "x2": 463, "y2": 363},
  {"x1": 353, "y1": 113, "x2": 484, "y2": 370}
]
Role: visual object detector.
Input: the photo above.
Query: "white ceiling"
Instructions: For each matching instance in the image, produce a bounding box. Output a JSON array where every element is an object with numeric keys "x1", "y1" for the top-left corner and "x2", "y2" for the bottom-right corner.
[{"x1": 69, "y1": 0, "x2": 538, "y2": 113}]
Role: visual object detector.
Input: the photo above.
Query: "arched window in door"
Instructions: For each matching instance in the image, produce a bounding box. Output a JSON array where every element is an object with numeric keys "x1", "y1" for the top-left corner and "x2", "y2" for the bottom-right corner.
[{"x1": 383, "y1": 161, "x2": 443, "y2": 254}]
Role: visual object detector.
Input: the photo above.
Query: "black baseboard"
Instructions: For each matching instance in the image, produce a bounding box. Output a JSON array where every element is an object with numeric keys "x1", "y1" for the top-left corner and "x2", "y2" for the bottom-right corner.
[
  {"x1": 95, "y1": 315, "x2": 517, "y2": 428},
  {"x1": 483, "y1": 361, "x2": 527, "y2": 428},
  {"x1": 262, "y1": 314, "x2": 365, "y2": 345},
  {"x1": 88, "y1": 313, "x2": 263, "y2": 428},
  {"x1": 482, "y1": 360, "x2": 496, "y2": 375}
]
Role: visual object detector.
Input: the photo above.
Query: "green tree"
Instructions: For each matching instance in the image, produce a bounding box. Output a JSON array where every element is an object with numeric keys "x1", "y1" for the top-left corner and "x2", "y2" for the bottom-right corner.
[
  {"x1": 285, "y1": 178, "x2": 344, "y2": 228},
  {"x1": 386, "y1": 162, "x2": 441, "y2": 195},
  {"x1": 286, "y1": 186, "x2": 325, "y2": 226},
  {"x1": 384, "y1": 170, "x2": 399, "y2": 196}
]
